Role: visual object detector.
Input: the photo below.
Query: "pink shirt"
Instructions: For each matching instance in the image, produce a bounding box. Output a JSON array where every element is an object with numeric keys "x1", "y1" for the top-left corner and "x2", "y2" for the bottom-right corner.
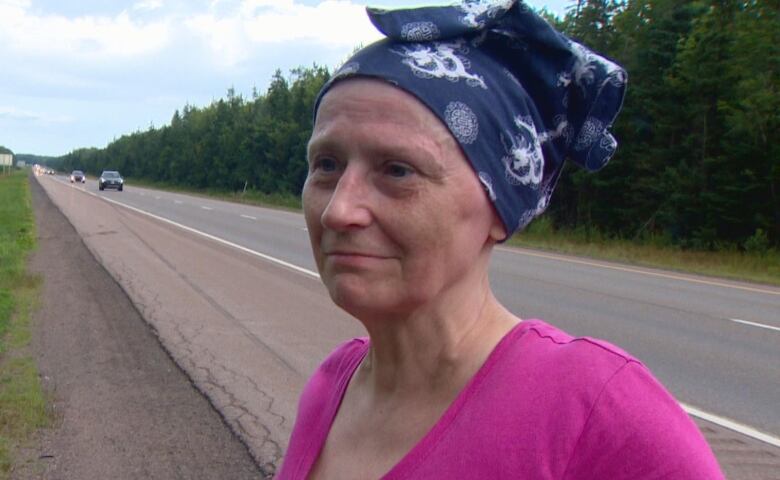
[{"x1": 278, "y1": 320, "x2": 724, "y2": 479}]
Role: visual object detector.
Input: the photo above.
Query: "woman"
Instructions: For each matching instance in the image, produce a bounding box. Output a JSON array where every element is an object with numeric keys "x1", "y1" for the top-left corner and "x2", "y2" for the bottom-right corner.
[{"x1": 279, "y1": 1, "x2": 724, "y2": 478}]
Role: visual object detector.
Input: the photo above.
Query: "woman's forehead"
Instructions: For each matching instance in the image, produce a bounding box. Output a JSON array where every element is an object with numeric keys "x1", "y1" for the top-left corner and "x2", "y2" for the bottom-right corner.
[{"x1": 316, "y1": 78, "x2": 453, "y2": 139}]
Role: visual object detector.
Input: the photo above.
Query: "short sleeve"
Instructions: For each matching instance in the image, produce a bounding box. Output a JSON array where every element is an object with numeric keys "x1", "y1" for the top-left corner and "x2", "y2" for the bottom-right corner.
[{"x1": 562, "y1": 361, "x2": 724, "y2": 479}]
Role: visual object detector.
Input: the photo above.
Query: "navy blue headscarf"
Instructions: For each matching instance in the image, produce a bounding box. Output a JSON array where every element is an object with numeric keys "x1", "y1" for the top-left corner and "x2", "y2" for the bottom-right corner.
[{"x1": 314, "y1": 0, "x2": 627, "y2": 238}]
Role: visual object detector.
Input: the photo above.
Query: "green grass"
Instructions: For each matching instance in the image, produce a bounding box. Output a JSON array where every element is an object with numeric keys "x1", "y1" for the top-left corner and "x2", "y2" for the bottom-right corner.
[
  {"x1": 126, "y1": 178, "x2": 778, "y2": 286},
  {"x1": 510, "y1": 217, "x2": 780, "y2": 287},
  {"x1": 0, "y1": 170, "x2": 48, "y2": 479}
]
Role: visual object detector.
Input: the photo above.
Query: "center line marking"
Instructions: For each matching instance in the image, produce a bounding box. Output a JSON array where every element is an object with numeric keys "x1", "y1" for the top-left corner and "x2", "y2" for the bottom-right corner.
[
  {"x1": 241, "y1": 214, "x2": 257, "y2": 220},
  {"x1": 201, "y1": 206, "x2": 213, "y2": 210},
  {"x1": 174, "y1": 200, "x2": 182, "y2": 204},
  {"x1": 731, "y1": 318, "x2": 780, "y2": 332}
]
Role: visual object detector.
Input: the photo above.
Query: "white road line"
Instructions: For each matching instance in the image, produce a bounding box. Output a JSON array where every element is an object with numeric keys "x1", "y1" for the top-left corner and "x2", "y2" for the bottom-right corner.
[
  {"x1": 731, "y1": 318, "x2": 780, "y2": 332},
  {"x1": 497, "y1": 247, "x2": 780, "y2": 296},
  {"x1": 201, "y1": 206, "x2": 213, "y2": 211},
  {"x1": 240, "y1": 214, "x2": 257, "y2": 220},
  {"x1": 174, "y1": 200, "x2": 183, "y2": 204},
  {"x1": 49, "y1": 177, "x2": 780, "y2": 449},
  {"x1": 78, "y1": 187, "x2": 319, "y2": 279},
  {"x1": 682, "y1": 403, "x2": 780, "y2": 448},
  {"x1": 155, "y1": 196, "x2": 161, "y2": 200}
]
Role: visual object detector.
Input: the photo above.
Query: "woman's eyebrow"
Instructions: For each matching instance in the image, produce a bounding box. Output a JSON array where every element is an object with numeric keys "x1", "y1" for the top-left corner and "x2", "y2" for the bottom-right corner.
[
  {"x1": 367, "y1": 142, "x2": 447, "y2": 175},
  {"x1": 306, "y1": 135, "x2": 342, "y2": 158},
  {"x1": 308, "y1": 132, "x2": 449, "y2": 177}
]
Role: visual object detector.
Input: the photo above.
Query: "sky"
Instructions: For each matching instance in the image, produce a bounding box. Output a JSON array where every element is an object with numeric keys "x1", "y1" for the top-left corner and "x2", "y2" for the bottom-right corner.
[{"x1": 1, "y1": 0, "x2": 570, "y2": 156}]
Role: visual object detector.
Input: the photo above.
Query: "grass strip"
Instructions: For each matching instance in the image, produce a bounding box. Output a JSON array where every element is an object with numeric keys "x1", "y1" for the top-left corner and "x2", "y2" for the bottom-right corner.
[
  {"x1": 0, "y1": 170, "x2": 48, "y2": 478},
  {"x1": 510, "y1": 217, "x2": 779, "y2": 287}
]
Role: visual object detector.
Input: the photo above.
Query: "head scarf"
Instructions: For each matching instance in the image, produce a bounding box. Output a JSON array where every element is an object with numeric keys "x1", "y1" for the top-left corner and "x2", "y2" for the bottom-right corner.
[{"x1": 314, "y1": 0, "x2": 627, "y2": 238}]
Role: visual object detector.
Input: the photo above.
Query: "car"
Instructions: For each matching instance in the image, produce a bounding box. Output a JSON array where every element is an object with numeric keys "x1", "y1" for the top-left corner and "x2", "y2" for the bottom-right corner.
[
  {"x1": 99, "y1": 170, "x2": 123, "y2": 191},
  {"x1": 70, "y1": 170, "x2": 86, "y2": 183}
]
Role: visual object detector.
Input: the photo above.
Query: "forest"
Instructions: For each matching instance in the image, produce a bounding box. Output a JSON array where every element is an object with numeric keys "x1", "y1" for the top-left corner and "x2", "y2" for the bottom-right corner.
[{"x1": 44, "y1": 0, "x2": 778, "y2": 251}]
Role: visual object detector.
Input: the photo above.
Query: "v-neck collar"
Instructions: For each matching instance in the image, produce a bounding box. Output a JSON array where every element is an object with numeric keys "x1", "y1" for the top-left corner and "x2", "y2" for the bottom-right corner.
[{"x1": 305, "y1": 320, "x2": 536, "y2": 479}]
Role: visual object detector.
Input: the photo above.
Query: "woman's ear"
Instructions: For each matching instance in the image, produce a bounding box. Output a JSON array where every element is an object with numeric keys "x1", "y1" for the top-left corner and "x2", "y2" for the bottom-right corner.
[{"x1": 489, "y1": 213, "x2": 507, "y2": 242}]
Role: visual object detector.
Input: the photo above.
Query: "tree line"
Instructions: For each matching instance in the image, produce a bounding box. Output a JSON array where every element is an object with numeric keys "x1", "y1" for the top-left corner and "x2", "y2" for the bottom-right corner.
[
  {"x1": 57, "y1": 66, "x2": 329, "y2": 197},
  {"x1": 51, "y1": 0, "x2": 777, "y2": 250}
]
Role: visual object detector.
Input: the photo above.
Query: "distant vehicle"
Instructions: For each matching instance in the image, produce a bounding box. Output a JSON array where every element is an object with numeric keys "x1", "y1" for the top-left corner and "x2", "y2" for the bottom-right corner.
[
  {"x1": 99, "y1": 171, "x2": 123, "y2": 191},
  {"x1": 47, "y1": 169, "x2": 54, "y2": 174},
  {"x1": 70, "y1": 170, "x2": 86, "y2": 183}
]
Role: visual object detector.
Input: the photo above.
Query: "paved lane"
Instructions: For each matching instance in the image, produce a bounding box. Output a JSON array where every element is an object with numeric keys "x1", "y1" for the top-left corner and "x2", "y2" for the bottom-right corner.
[{"x1": 83, "y1": 176, "x2": 316, "y2": 270}]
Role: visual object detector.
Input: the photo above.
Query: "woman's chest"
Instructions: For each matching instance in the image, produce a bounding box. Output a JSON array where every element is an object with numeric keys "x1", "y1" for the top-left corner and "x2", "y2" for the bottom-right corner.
[{"x1": 308, "y1": 399, "x2": 445, "y2": 480}]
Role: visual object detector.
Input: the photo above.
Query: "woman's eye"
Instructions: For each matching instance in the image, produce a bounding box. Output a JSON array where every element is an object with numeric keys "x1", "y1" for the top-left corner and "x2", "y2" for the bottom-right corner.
[
  {"x1": 385, "y1": 163, "x2": 414, "y2": 178},
  {"x1": 313, "y1": 157, "x2": 338, "y2": 173}
]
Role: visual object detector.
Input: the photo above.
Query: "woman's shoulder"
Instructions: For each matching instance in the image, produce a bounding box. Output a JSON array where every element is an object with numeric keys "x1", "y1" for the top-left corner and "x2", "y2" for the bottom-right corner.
[
  {"x1": 507, "y1": 319, "x2": 641, "y2": 380},
  {"x1": 483, "y1": 319, "x2": 665, "y2": 427},
  {"x1": 299, "y1": 337, "x2": 369, "y2": 403},
  {"x1": 461, "y1": 320, "x2": 723, "y2": 478},
  {"x1": 518, "y1": 319, "x2": 635, "y2": 358},
  {"x1": 318, "y1": 337, "x2": 370, "y2": 375}
]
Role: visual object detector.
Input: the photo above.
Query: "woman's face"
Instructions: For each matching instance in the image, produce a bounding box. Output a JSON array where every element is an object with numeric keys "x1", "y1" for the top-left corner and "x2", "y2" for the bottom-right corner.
[{"x1": 303, "y1": 79, "x2": 504, "y2": 318}]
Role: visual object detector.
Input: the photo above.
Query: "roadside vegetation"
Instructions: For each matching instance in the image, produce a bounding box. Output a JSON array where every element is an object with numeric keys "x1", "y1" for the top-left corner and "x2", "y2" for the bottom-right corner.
[
  {"x1": 0, "y1": 170, "x2": 48, "y2": 478},
  {"x1": 511, "y1": 217, "x2": 779, "y2": 287}
]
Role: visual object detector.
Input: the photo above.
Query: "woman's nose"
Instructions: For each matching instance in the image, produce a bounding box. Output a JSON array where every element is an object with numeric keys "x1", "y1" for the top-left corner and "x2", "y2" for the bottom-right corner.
[{"x1": 321, "y1": 169, "x2": 372, "y2": 231}]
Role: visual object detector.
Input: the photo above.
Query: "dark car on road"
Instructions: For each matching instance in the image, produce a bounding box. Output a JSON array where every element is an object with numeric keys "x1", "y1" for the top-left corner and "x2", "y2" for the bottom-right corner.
[
  {"x1": 70, "y1": 170, "x2": 86, "y2": 183},
  {"x1": 99, "y1": 171, "x2": 124, "y2": 191}
]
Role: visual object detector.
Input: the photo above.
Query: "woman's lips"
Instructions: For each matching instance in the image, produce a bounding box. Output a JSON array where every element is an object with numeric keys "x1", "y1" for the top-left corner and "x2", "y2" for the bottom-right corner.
[{"x1": 324, "y1": 251, "x2": 391, "y2": 268}]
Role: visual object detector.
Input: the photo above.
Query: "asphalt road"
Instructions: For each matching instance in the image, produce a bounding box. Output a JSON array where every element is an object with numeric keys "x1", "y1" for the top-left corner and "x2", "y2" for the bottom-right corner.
[{"x1": 36, "y1": 173, "x2": 780, "y2": 476}]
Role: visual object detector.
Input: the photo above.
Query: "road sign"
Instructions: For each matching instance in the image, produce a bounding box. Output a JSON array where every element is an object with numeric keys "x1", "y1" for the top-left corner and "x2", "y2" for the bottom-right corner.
[{"x1": 0, "y1": 154, "x2": 12, "y2": 166}]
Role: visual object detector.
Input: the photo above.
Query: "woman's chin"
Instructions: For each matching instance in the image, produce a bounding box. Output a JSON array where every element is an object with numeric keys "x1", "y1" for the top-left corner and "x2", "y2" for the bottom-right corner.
[
  {"x1": 328, "y1": 284, "x2": 432, "y2": 324},
  {"x1": 327, "y1": 281, "x2": 399, "y2": 319}
]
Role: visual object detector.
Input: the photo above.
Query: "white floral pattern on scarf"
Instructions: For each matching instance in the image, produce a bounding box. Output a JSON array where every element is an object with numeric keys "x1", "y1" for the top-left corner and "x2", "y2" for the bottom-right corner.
[
  {"x1": 445, "y1": 101, "x2": 480, "y2": 144},
  {"x1": 393, "y1": 41, "x2": 487, "y2": 89},
  {"x1": 502, "y1": 115, "x2": 544, "y2": 187},
  {"x1": 401, "y1": 22, "x2": 441, "y2": 41},
  {"x1": 458, "y1": 0, "x2": 514, "y2": 28}
]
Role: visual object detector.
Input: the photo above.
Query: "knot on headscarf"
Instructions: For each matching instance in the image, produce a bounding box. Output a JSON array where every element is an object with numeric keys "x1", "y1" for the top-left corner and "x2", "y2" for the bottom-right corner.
[{"x1": 314, "y1": 0, "x2": 627, "y2": 237}]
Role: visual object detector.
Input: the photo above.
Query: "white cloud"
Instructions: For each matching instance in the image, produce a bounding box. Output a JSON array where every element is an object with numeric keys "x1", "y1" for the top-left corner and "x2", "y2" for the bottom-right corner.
[
  {"x1": 133, "y1": 0, "x2": 164, "y2": 11},
  {"x1": 186, "y1": 0, "x2": 381, "y2": 67},
  {"x1": 0, "y1": 1, "x2": 170, "y2": 59},
  {"x1": 244, "y1": 0, "x2": 380, "y2": 46},
  {"x1": 0, "y1": 105, "x2": 73, "y2": 124},
  {"x1": 185, "y1": 14, "x2": 249, "y2": 66},
  {"x1": 0, "y1": 0, "x2": 30, "y2": 9}
]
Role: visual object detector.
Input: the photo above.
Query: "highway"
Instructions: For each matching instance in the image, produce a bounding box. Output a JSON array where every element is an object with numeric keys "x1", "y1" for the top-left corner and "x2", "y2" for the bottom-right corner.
[{"x1": 36, "y1": 174, "x2": 780, "y2": 472}]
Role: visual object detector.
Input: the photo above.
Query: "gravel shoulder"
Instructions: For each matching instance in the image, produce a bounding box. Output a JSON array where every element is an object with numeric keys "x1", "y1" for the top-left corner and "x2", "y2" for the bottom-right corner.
[{"x1": 15, "y1": 176, "x2": 263, "y2": 479}]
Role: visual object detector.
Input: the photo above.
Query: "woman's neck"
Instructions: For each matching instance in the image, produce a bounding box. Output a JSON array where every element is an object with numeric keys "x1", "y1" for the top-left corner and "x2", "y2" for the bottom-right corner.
[{"x1": 356, "y1": 279, "x2": 519, "y2": 399}]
